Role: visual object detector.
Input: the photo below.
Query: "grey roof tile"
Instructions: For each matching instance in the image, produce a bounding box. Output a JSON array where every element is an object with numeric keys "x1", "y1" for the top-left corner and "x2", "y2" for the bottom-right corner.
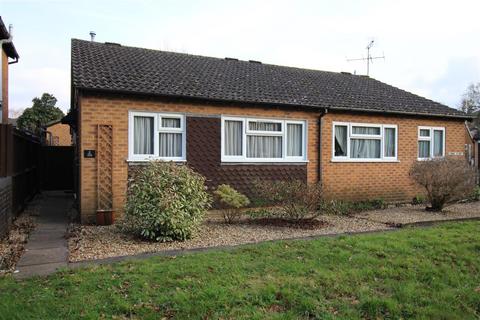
[{"x1": 71, "y1": 39, "x2": 468, "y2": 118}]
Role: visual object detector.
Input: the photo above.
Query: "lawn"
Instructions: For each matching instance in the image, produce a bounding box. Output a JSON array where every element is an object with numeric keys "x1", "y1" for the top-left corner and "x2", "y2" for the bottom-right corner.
[{"x1": 1, "y1": 222, "x2": 480, "y2": 319}]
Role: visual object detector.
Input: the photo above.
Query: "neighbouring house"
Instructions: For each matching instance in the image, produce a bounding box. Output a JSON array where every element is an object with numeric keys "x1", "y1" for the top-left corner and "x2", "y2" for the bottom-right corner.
[
  {"x1": 69, "y1": 39, "x2": 472, "y2": 223},
  {"x1": 466, "y1": 123, "x2": 479, "y2": 170},
  {"x1": 44, "y1": 119, "x2": 72, "y2": 146},
  {"x1": 0, "y1": 16, "x2": 19, "y2": 237}
]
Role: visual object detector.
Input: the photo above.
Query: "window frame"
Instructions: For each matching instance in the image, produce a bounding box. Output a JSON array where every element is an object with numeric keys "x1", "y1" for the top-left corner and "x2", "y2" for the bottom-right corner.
[
  {"x1": 128, "y1": 111, "x2": 186, "y2": 162},
  {"x1": 221, "y1": 116, "x2": 308, "y2": 163},
  {"x1": 331, "y1": 122, "x2": 398, "y2": 162},
  {"x1": 417, "y1": 126, "x2": 445, "y2": 160}
]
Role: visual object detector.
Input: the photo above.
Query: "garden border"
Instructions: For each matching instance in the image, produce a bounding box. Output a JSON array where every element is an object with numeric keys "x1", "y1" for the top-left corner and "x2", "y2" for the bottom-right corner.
[{"x1": 67, "y1": 216, "x2": 480, "y2": 271}]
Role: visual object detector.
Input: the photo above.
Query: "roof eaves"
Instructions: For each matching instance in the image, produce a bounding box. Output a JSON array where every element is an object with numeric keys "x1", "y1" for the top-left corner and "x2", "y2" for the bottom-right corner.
[{"x1": 327, "y1": 106, "x2": 472, "y2": 120}]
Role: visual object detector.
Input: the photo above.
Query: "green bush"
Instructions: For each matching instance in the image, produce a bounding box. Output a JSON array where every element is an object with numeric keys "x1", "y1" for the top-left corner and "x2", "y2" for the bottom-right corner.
[
  {"x1": 214, "y1": 184, "x2": 250, "y2": 223},
  {"x1": 472, "y1": 186, "x2": 480, "y2": 201},
  {"x1": 123, "y1": 161, "x2": 211, "y2": 242},
  {"x1": 254, "y1": 180, "x2": 324, "y2": 220},
  {"x1": 412, "y1": 194, "x2": 426, "y2": 205}
]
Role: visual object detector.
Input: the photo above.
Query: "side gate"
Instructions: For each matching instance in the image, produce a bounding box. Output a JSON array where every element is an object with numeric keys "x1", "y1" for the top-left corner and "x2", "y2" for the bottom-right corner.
[{"x1": 40, "y1": 146, "x2": 74, "y2": 191}]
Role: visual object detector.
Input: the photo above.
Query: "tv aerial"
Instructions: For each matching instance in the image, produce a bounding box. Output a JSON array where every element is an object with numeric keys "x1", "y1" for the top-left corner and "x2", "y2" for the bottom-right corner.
[{"x1": 347, "y1": 40, "x2": 385, "y2": 76}]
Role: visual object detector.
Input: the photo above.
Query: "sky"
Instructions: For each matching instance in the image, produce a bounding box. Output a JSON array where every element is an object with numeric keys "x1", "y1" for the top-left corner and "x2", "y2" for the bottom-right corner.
[{"x1": 2, "y1": 0, "x2": 480, "y2": 115}]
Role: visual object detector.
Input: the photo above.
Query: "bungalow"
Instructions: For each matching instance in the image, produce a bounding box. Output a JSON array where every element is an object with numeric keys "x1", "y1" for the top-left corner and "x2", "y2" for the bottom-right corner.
[{"x1": 70, "y1": 39, "x2": 471, "y2": 223}]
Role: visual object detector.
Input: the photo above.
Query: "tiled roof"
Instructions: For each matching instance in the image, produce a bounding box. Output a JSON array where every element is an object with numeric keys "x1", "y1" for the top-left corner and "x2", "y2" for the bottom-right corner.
[{"x1": 71, "y1": 39, "x2": 469, "y2": 118}]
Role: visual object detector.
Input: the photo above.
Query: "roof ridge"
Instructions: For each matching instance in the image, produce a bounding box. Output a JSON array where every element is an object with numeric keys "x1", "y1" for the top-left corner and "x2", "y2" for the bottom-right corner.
[{"x1": 71, "y1": 38, "x2": 354, "y2": 77}]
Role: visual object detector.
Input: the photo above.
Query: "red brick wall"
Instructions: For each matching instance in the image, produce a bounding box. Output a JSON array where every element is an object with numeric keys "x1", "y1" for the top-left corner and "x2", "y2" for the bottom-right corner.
[
  {"x1": 321, "y1": 112, "x2": 467, "y2": 201},
  {"x1": 46, "y1": 123, "x2": 72, "y2": 146},
  {"x1": 78, "y1": 93, "x2": 468, "y2": 222},
  {"x1": 78, "y1": 94, "x2": 320, "y2": 222}
]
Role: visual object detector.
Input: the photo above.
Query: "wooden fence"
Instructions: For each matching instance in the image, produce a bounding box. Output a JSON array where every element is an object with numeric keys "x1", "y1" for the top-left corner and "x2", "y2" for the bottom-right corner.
[{"x1": 0, "y1": 124, "x2": 41, "y2": 217}]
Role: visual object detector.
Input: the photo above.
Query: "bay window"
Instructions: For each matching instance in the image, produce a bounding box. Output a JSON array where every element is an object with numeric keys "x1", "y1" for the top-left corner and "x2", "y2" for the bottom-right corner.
[
  {"x1": 418, "y1": 126, "x2": 445, "y2": 159},
  {"x1": 332, "y1": 122, "x2": 397, "y2": 161},
  {"x1": 221, "y1": 117, "x2": 307, "y2": 162},
  {"x1": 128, "y1": 111, "x2": 186, "y2": 161}
]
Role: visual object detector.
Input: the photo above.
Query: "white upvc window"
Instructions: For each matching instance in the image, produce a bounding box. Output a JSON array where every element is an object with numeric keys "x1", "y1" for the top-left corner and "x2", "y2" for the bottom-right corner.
[
  {"x1": 128, "y1": 111, "x2": 186, "y2": 161},
  {"x1": 417, "y1": 126, "x2": 445, "y2": 160},
  {"x1": 332, "y1": 122, "x2": 398, "y2": 162},
  {"x1": 221, "y1": 116, "x2": 307, "y2": 162}
]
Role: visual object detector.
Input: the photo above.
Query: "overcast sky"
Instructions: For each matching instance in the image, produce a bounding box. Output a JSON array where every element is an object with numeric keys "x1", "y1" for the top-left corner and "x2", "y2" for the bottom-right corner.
[{"x1": 2, "y1": 0, "x2": 480, "y2": 115}]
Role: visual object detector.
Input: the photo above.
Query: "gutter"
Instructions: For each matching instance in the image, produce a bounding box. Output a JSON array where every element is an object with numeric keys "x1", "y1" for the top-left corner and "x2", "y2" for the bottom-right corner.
[
  {"x1": 74, "y1": 86, "x2": 472, "y2": 120},
  {"x1": 318, "y1": 108, "x2": 328, "y2": 184}
]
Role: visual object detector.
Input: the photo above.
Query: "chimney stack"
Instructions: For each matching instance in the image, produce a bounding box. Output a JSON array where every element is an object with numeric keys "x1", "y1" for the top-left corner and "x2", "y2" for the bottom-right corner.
[{"x1": 89, "y1": 31, "x2": 96, "y2": 42}]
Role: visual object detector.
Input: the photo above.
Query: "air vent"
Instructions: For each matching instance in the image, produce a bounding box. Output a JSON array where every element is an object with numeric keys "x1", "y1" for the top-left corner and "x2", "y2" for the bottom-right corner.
[
  {"x1": 340, "y1": 71, "x2": 351, "y2": 75},
  {"x1": 225, "y1": 57, "x2": 238, "y2": 61},
  {"x1": 248, "y1": 60, "x2": 262, "y2": 64},
  {"x1": 105, "y1": 42, "x2": 121, "y2": 46}
]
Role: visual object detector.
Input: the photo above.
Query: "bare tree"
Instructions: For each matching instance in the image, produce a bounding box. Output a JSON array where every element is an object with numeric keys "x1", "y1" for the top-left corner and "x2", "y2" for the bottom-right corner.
[{"x1": 459, "y1": 82, "x2": 480, "y2": 114}]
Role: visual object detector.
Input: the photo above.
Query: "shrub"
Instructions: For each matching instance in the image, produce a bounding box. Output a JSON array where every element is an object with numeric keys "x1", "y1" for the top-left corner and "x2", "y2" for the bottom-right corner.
[
  {"x1": 214, "y1": 184, "x2": 250, "y2": 223},
  {"x1": 472, "y1": 186, "x2": 480, "y2": 201},
  {"x1": 123, "y1": 161, "x2": 211, "y2": 242},
  {"x1": 323, "y1": 198, "x2": 386, "y2": 216},
  {"x1": 412, "y1": 194, "x2": 426, "y2": 205},
  {"x1": 254, "y1": 180, "x2": 324, "y2": 220},
  {"x1": 410, "y1": 158, "x2": 476, "y2": 211},
  {"x1": 322, "y1": 200, "x2": 353, "y2": 216}
]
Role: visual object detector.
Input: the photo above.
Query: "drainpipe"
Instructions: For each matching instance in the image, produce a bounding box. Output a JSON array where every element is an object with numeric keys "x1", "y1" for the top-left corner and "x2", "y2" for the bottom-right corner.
[
  {"x1": 318, "y1": 108, "x2": 328, "y2": 184},
  {"x1": 0, "y1": 25, "x2": 14, "y2": 123}
]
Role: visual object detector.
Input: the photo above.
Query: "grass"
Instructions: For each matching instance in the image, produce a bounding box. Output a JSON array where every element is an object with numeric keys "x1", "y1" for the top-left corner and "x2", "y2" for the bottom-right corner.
[{"x1": 0, "y1": 222, "x2": 480, "y2": 319}]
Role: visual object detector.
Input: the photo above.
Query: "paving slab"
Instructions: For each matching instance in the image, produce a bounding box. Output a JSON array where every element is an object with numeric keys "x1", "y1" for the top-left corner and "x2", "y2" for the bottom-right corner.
[
  {"x1": 17, "y1": 247, "x2": 68, "y2": 266},
  {"x1": 14, "y1": 192, "x2": 73, "y2": 279},
  {"x1": 15, "y1": 262, "x2": 68, "y2": 279}
]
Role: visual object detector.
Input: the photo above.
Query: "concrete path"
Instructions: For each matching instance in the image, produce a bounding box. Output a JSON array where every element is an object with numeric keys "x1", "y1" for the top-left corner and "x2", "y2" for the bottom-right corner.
[{"x1": 15, "y1": 192, "x2": 73, "y2": 279}]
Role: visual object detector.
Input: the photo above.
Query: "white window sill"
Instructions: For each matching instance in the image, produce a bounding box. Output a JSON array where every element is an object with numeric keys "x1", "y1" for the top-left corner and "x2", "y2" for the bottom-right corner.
[
  {"x1": 221, "y1": 161, "x2": 308, "y2": 166},
  {"x1": 330, "y1": 158, "x2": 400, "y2": 163},
  {"x1": 126, "y1": 159, "x2": 187, "y2": 163}
]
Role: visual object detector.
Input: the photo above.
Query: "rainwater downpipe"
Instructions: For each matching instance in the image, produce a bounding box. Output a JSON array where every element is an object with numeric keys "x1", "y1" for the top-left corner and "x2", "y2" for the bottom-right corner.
[{"x1": 318, "y1": 108, "x2": 328, "y2": 184}]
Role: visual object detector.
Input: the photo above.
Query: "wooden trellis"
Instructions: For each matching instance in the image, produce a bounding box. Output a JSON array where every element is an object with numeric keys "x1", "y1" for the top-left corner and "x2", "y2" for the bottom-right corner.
[{"x1": 97, "y1": 125, "x2": 113, "y2": 211}]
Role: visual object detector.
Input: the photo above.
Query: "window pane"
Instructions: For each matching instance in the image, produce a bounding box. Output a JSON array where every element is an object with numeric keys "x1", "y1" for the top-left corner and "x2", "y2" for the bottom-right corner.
[
  {"x1": 334, "y1": 125, "x2": 348, "y2": 157},
  {"x1": 161, "y1": 118, "x2": 181, "y2": 128},
  {"x1": 350, "y1": 139, "x2": 381, "y2": 158},
  {"x1": 225, "y1": 120, "x2": 243, "y2": 156},
  {"x1": 159, "y1": 133, "x2": 182, "y2": 157},
  {"x1": 384, "y1": 128, "x2": 396, "y2": 157},
  {"x1": 247, "y1": 136, "x2": 282, "y2": 158},
  {"x1": 433, "y1": 130, "x2": 444, "y2": 157},
  {"x1": 419, "y1": 129, "x2": 430, "y2": 137},
  {"x1": 352, "y1": 126, "x2": 380, "y2": 135},
  {"x1": 418, "y1": 141, "x2": 430, "y2": 158},
  {"x1": 249, "y1": 121, "x2": 282, "y2": 132},
  {"x1": 287, "y1": 123, "x2": 303, "y2": 157},
  {"x1": 133, "y1": 116, "x2": 154, "y2": 154}
]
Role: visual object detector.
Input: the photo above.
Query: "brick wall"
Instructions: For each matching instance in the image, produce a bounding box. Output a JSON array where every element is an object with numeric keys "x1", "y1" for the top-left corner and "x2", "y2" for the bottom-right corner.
[
  {"x1": 321, "y1": 112, "x2": 467, "y2": 201},
  {"x1": 0, "y1": 177, "x2": 12, "y2": 239},
  {"x1": 128, "y1": 116, "x2": 307, "y2": 207},
  {"x1": 77, "y1": 93, "x2": 468, "y2": 222},
  {"x1": 79, "y1": 94, "x2": 320, "y2": 222},
  {"x1": 46, "y1": 123, "x2": 72, "y2": 146}
]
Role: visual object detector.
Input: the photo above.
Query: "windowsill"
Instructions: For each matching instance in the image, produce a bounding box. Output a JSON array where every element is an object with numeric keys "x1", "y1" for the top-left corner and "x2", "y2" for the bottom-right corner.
[
  {"x1": 221, "y1": 161, "x2": 308, "y2": 166},
  {"x1": 330, "y1": 158, "x2": 400, "y2": 163},
  {"x1": 417, "y1": 157, "x2": 445, "y2": 161}
]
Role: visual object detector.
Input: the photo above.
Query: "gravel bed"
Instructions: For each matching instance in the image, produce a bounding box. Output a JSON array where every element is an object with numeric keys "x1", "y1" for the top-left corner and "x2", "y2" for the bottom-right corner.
[
  {"x1": 355, "y1": 201, "x2": 480, "y2": 225},
  {"x1": 0, "y1": 207, "x2": 37, "y2": 275},
  {"x1": 68, "y1": 215, "x2": 390, "y2": 262}
]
